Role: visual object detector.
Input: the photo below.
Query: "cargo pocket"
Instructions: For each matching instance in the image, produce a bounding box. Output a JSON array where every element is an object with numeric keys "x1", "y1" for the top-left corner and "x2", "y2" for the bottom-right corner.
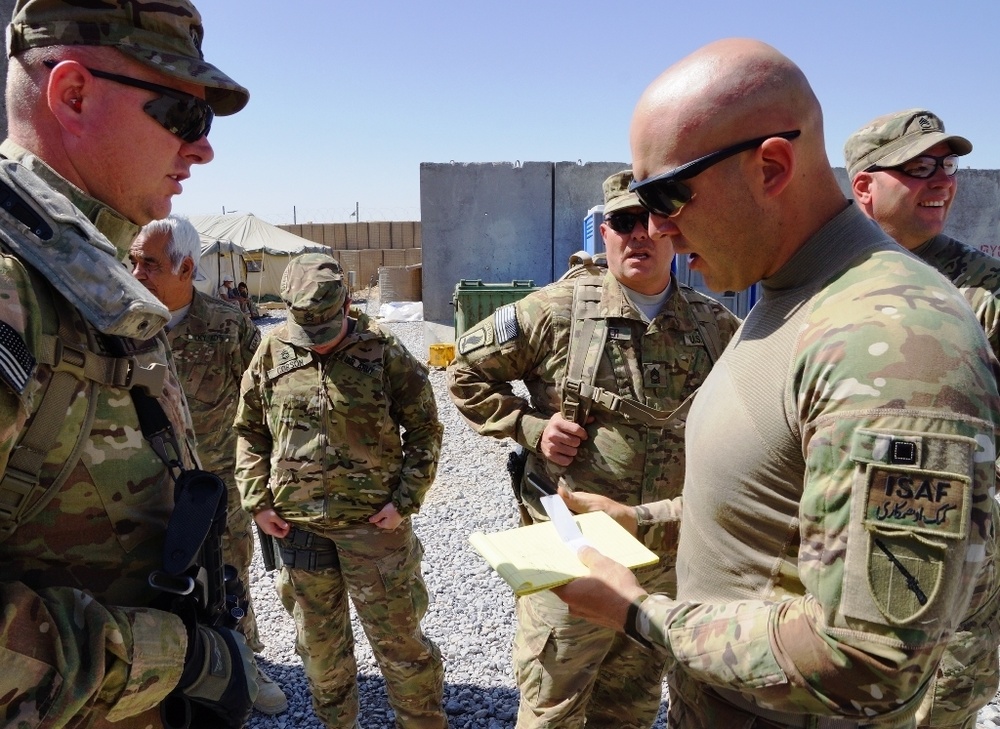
[{"x1": 375, "y1": 531, "x2": 429, "y2": 618}]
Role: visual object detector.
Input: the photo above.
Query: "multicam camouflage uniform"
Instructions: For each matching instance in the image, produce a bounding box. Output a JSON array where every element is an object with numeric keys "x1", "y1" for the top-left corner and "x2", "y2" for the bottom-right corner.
[
  {"x1": 0, "y1": 141, "x2": 197, "y2": 726},
  {"x1": 234, "y1": 309, "x2": 446, "y2": 729},
  {"x1": 628, "y1": 205, "x2": 1000, "y2": 728},
  {"x1": 907, "y1": 234, "x2": 1000, "y2": 729},
  {"x1": 168, "y1": 289, "x2": 262, "y2": 649},
  {"x1": 448, "y1": 272, "x2": 739, "y2": 729}
]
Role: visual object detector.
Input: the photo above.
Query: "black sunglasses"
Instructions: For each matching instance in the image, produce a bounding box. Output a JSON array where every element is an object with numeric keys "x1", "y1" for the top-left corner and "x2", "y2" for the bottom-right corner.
[
  {"x1": 43, "y1": 59, "x2": 213, "y2": 143},
  {"x1": 629, "y1": 130, "x2": 802, "y2": 218},
  {"x1": 605, "y1": 210, "x2": 649, "y2": 235},
  {"x1": 867, "y1": 153, "x2": 959, "y2": 180}
]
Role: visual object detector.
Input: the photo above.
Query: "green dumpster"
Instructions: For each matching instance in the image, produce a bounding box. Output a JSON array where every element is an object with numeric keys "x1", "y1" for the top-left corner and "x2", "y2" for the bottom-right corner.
[{"x1": 452, "y1": 279, "x2": 538, "y2": 339}]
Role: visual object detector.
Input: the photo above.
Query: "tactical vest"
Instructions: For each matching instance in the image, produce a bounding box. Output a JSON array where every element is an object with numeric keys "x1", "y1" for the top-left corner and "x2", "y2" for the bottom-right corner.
[
  {"x1": 0, "y1": 158, "x2": 172, "y2": 540},
  {"x1": 560, "y1": 274, "x2": 725, "y2": 428}
]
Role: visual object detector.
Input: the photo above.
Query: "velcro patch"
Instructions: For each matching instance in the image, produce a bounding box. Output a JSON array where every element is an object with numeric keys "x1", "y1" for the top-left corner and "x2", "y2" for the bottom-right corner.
[
  {"x1": 458, "y1": 324, "x2": 494, "y2": 355},
  {"x1": 267, "y1": 353, "x2": 313, "y2": 380},
  {"x1": 865, "y1": 468, "x2": 968, "y2": 539},
  {"x1": 683, "y1": 331, "x2": 705, "y2": 347},
  {"x1": 0, "y1": 320, "x2": 35, "y2": 394},
  {"x1": 494, "y1": 304, "x2": 520, "y2": 345}
]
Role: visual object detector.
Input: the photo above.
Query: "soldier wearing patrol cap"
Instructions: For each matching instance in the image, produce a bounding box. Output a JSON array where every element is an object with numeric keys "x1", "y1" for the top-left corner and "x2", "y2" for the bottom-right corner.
[
  {"x1": 234, "y1": 253, "x2": 447, "y2": 729},
  {"x1": 846, "y1": 110, "x2": 1000, "y2": 729},
  {"x1": 0, "y1": 0, "x2": 256, "y2": 727},
  {"x1": 553, "y1": 39, "x2": 1000, "y2": 729},
  {"x1": 448, "y1": 171, "x2": 739, "y2": 728}
]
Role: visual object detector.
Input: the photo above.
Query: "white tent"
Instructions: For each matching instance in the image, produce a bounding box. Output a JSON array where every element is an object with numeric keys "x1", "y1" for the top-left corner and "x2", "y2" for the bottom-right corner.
[
  {"x1": 189, "y1": 213, "x2": 329, "y2": 298},
  {"x1": 194, "y1": 235, "x2": 246, "y2": 298}
]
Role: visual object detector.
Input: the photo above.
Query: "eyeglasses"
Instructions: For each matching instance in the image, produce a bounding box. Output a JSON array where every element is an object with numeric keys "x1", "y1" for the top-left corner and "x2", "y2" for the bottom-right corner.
[
  {"x1": 629, "y1": 130, "x2": 802, "y2": 218},
  {"x1": 867, "y1": 153, "x2": 959, "y2": 180},
  {"x1": 605, "y1": 210, "x2": 649, "y2": 235},
  {"x1": 43, "y1": 59, "x2": 213, "y2": 143}
]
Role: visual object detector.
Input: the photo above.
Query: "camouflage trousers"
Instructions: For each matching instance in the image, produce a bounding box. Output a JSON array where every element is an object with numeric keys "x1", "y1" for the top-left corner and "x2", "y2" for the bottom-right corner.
[
  {"x1": 277, "y1": 519, "x2": 446, "y2": 729},
  {"x1": 513, "y1": 562, "x2": 671, "y2": 729},
  {"x1": 221, "y1": 492, "x2": 264, "y2": 653}
]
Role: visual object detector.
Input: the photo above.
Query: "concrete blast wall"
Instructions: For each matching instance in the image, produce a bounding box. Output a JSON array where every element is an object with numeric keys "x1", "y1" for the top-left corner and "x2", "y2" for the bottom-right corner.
[{"x1": 422, "y1": 161, "x2": 1000, "y2": 345}]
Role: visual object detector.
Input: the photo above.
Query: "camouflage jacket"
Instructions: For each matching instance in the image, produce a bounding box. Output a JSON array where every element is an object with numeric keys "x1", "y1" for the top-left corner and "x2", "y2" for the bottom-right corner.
[
  {"x1": 0, "y1": 141, "x2": 195, "y2": 725},
  {"x1": 634, "y1": 205, "x2": 1000, "y2": 726},
  {"x1": 234, "y1": 311, "x2": 443, "y2": 526},
  {"x1": 447, "y1": 273, "x2": 739, "y2": 566},
  {"x1": 913, "y1": 234, "x2": 1000, "y2": 360},
  {"x1": 169, "y1": 289, "x2": 260, "y2": 499}
]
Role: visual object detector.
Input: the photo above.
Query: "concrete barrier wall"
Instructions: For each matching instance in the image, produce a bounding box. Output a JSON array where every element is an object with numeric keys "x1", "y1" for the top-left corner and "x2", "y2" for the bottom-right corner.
[{"x1": 423, "y1": 161, "x2": 1000, "y2": 345}]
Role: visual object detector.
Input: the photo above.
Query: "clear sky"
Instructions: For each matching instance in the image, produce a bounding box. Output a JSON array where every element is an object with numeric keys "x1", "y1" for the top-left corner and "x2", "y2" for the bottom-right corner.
[{"x1": 173, "y1": 0, "x2": 1000, "y2": 226}]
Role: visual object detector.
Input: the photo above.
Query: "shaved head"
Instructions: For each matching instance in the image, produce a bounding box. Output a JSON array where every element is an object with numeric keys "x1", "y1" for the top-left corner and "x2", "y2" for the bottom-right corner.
[
  {"x1": 631, "y1": 39, "x2": 825, "y2": 180},
  {"x1": 628, "y1": 39, "x2": 846, "y2": 290}
]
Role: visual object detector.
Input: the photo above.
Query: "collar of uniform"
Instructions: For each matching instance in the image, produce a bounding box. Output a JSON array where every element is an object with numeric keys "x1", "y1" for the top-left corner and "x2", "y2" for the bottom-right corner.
[
  {"x1": 761, "y1": 201, "x2": 893, "y2": 296},
  {"x1": 911, "y1": 233, "x2": 953, "y2": 260},
  {"x1": 0, "y1": 138, "x2": 140, "y2": 255},
  {"x1": 602, "y1": 272, "x2": 651, "y2": 321}
]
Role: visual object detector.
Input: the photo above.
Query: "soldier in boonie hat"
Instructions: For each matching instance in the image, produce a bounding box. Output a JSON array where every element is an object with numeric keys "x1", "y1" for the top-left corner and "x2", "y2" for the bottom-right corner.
[
  {"x1": 844, "y1": 108, "x2": 971, "y2": 179},
  {"x1": 7, "y1": 0, "x2": 249, "y2": 115},
  {"x1": 280, "y1": 253, "x2": 349, "y2": 348}
]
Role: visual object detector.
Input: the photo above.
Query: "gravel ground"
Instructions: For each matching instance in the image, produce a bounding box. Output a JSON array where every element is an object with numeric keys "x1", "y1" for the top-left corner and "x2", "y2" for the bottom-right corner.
[{"x1": 242, "y1": 303, "x2": 999, "y2": 729}]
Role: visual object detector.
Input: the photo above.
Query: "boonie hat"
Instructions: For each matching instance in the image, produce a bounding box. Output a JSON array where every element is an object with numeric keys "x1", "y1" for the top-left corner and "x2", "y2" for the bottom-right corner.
[
  {"x1": 844, "y1": 109, "x2": 972, "y2": 179},
  {"x1": 280, "y1": 253, "x2": 347, "y2": 348},
  {"x1": 602, "y1": 170, "x2": 642, "y2": 215},
  {"x1": 7, "y1": 0, "x2": 249, "y2": 115}
]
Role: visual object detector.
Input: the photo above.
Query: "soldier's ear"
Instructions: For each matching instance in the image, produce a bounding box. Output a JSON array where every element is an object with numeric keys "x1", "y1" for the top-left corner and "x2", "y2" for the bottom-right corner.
[
  {"x1": 45, "y1": 60, "x2": 90, "y2": 136},
  {"x1": 178, "y1": 255, "x2": 195, "y2": 283},
  {"x1": 852, "y1": 172, "x2": 874, "y2": 206}
]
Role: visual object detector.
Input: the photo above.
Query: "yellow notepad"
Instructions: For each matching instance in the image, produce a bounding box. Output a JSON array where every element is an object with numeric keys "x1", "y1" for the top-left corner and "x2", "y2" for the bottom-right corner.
[{"x1": 469, "y1": 510, "x2": 659, "y2": 596}]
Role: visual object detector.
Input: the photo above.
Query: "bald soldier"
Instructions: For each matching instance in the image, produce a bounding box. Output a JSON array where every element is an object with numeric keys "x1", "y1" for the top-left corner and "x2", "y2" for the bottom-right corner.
[{"x1": 554, "y1": 39, "x2": 1000, "y2": 728}]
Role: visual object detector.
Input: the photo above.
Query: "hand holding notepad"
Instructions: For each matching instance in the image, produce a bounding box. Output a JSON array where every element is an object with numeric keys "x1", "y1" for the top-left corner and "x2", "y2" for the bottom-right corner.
[{"x1": 468, "y1": 478, "x2": 659, "y2": 596}]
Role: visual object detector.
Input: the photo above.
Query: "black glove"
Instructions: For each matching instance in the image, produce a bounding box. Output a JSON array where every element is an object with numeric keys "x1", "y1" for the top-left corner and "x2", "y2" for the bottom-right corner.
[{"x1": 163, "y1": 625, "x2": 258, "y2": 728}]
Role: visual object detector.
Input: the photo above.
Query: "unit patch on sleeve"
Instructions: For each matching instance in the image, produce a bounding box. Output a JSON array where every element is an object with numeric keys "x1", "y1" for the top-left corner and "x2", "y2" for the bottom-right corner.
[
  {"x1": 493, "y1": 303, "x2": 520, "y2": 345},
  {"x1": 865, "y1": 468, "x2": 968, "y2": 539},
  {"x1": 0, "y1": 320, "x2": 35, "y2": 394},
  {"x1": 458, "y1": 323, "x2": 494, "y2": 355}
]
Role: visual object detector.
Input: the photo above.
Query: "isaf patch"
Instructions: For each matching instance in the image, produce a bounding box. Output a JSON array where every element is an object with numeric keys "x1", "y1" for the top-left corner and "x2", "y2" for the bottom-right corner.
[
  {"x1": 865, "y1": 468, "x2": 968, "y2": 539},
  {"x1": 458, "y1": 323, "x2": 494, "y2": 355},
  {"x1": 0, "y1": 320, "x2": 35, "y2": 394}
]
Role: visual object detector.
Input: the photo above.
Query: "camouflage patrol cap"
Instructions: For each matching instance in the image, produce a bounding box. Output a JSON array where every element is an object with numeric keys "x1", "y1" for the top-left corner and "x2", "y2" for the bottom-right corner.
[
  {"x1": 844, "y1": 109, "x2": 972, "y2": 179},
  {"x1": 7, "y1": 0, "x2": 249, "y2": 115},
  {"x1": 602, "y1": 170, "x2": 642, "y2": 215},
  {"x1": 280, "y1": 253, "x2": 348, "y2": 348}
]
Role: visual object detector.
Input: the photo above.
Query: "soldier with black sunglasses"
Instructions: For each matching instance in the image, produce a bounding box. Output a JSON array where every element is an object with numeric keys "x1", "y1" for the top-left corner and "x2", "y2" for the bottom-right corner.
[
  {"x1": 448, "y1": 170, "x2": 739, "y2": 729},
  {"x1": 553, "y1": 39, "x2": 1000, "y2": 729},
  {"x1": 0, "y1": 1, "x2": 258, "y2": 727}
]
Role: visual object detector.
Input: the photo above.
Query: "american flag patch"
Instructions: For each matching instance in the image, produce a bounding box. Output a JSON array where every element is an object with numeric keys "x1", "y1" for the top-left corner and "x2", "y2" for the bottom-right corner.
[
  {"x1": 0, "y1": 321, "x2": 35, "y2": 394},
  {"x1": 493, "y1": 303, "x2": 519, "y2": 344}
]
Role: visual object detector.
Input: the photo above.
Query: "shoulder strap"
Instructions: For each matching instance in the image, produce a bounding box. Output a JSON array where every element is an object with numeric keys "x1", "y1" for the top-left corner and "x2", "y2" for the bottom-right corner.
[
  {"x1": 678, "y1": 284, "x2": 725, "y2": 365},
  {"x1": 561, "y1": 277, "x2": 607, "y2": 426},
  {"x1": 0, "y1": 282, "x2": 167, "y2": 541},
  {"x1": 0, "y1": 294, "x2": 98, "y2": 540}
]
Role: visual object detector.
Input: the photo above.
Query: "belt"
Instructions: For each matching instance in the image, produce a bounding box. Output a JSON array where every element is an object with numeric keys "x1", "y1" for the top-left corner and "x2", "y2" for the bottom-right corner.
[{"x1": 713, "y1": 688, "x2": 861, "y2": 729}]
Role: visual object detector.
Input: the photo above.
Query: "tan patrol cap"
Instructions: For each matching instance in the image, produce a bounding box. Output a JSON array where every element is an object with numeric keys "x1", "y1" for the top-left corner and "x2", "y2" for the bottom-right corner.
[
  {"x1": 280, "y1": 254, "x2": 348, "y2": 348},
  {"x1": 602, "y1": 170, "x2": 642, "y2": 215},
  {"x1": 7, "y1": 0, "x2": 249, "y2": 115},
  {"x1": 844, "y1": 109, "x2": 971, "y2": 179}
]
